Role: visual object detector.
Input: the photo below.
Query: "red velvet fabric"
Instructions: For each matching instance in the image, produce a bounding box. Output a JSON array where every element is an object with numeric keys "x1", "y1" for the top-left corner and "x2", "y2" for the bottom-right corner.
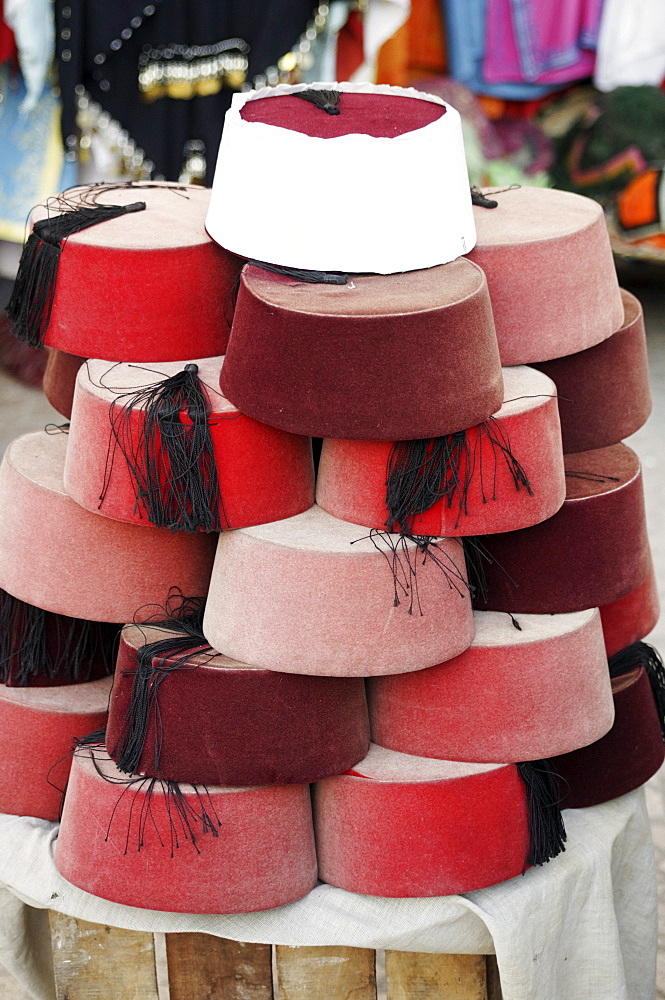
[
  {"x1": 36, "y1": 186, "x2": 244, "y2": 363},
  {"x1": 44, "y1": 243, "x2": 241, "y2": 362},
  {"x1": 56, "y1": 747, "x2": 318, "y2": 913},
  {"x1": 0, "y1": 678, "x2": 110, "y2": 820},
  {"x1": 531, "y1": 290, "x2": 651, "y2": 453},
  {"x1": 367, "y1": 608, "x2": 613, "y2": 762},
  {"x1": 42, "y1": 349, "x2": 86, "y2": 420},
  {"x1": 316, "y1": 367, "x2": 565, "y2": 535},
  {"x1": 314, "y1": 753, "x2": 530, "y2": 896},
  {"x1": 600, "y1": 565, "x2": 661, "y2": 658},
  {"x1": 552, "y1": 667, "x2": 665, "y2": 808},
  {"x1": 0, "y1": 3, "x2": 16, "y2": 64},
  {"x1": 473, "y1": 443, "x2": 651, "y2": 614},
  {"x1": 239, "y1": 92, "x2": 445, "y2": 138},
  {"x1": 106, "y1": 626, "x2": 370, "y2": 785},
  {"x1": 221, "y1": 261, "x2": 503, "y2": 440},
  {"x1": 65, "y1": 358, "x2": 315, "y2": 531}
]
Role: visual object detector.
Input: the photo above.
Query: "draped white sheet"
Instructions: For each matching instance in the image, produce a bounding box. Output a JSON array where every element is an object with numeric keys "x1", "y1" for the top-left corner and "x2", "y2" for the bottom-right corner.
[{"x1": 0, "y1": 788, "x2": 656, "y2": 1000}]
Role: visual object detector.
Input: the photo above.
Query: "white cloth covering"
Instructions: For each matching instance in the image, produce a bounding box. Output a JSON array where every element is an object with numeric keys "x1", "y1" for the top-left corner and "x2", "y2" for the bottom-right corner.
[
  {"x1": 0, "y1": 789, "x2": 656, "y2": 1000},
  {"x1": 594, "y1": 0, "x2": 665, "y2": 91}
]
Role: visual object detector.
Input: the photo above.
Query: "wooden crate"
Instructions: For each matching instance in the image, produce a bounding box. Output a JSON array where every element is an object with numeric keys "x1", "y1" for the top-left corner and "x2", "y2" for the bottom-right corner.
[{"x1": 49, "y1": 913, "x2": 502, "y2": 999}]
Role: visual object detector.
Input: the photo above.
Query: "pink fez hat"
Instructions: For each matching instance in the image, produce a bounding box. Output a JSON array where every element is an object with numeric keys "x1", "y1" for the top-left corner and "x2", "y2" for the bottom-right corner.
[
  {"x1": 56, "y1": 740, "x2": 317, "y2": 913},
  {"x1": 467, "y1": 185, "x2": 624, "y2": 365},
  {"x1": 0, "y1": 432, "x2": 216, "y2": 622}
]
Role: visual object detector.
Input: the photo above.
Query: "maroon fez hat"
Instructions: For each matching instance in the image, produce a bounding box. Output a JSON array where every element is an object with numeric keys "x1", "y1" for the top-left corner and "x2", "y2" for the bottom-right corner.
[
  {"x1": 0, "y1": 588, "x2": 118, "y2": 687},
  {"x1": 219, "y1": 259, "x2": 503, "y2": 440},
  {"x1": 553, "y1": 655, "x2": 665, "y2": 809},
  {"x1": 531, "y1": 289, "x2": 651, "y2": 454},
  {"x1": 472, "y1": 443, "x2": 651, "y2": 614},
  {"x1": 106, "y1": 614, "x2": 370, "y2": 787}
]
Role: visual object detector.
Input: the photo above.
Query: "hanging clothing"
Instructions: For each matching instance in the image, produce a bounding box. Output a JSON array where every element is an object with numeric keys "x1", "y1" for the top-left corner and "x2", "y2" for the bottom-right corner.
[
  {"x1": 0, "y1": 0, "x2": 17, "y2": 65},
  {"x1": 0, "y1": 67, "x2": 75, "y2": 244},
  {"x1": 594, "y1": 0, "x2": 665, "y2": 92},
  {"x1": 55, "y1": 0, "x2": 314, "y2": 183},
  {"x1": 4, "y1": 0, "x2": 53, "y2": 111},
  {"x1": 482, "y1": 0, "x2": 601, "y2": 86},
  {"x1": 442, "y1": 0, "x2": 561, "y2": 100}
]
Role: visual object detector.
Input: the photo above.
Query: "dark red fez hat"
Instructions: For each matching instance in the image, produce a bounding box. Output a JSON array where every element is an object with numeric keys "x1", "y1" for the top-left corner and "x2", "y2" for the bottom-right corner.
[
  {"x1": 473, "y1": 443, "x2": 651, "y2": 614},
  {"x1": 220, "y1": 260, "x2": 503, "y2": 440},
  {"x1": 106, "y1": 620, "x2": 370, "y2": 787},
  {"x1": 531, "y1": 289, "x2": 651, "y2": 454}
]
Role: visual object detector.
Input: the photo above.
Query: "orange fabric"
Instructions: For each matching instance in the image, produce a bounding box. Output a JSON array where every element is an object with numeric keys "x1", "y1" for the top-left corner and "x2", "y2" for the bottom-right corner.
[
  {"x1": 478, "y1": 95, "x2": 507, "y2": 119},
  {"x1": 376, "y1": 0, "x2": 447, "y2": 86},
  {"x1": 375, "y1": 21, "x2": 410, "y2": 86},
  {"x1": 617, "y1": 169, "x2": 660, "y2": 231},
  {"x1": 479, "y1": 94, "x2": 560, "y2": 120}
]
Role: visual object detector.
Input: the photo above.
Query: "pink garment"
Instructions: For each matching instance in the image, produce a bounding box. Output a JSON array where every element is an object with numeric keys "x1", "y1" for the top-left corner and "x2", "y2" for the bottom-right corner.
[{"x1": 483, "y1": 0, "x2": 602, "y2": 84}]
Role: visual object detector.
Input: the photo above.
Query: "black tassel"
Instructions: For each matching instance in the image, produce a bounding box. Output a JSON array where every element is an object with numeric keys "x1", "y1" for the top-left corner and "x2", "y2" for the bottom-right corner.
[
  {"x1": 609, "y1": 641, "x2": 665, "y2": 739},
  {"x1": 517, "y1": 759, "x2": 566, "y2": 867},
  {"x1": 565, "y1": 470, "x2": 621, "y2": 484},
  {"x1": 471, "y1": 186, "x2": 498, "y2": 208},
  {"x1": 461, "y1": 536, "x2": 520, "y2": 608},
  {"x1": 74, "y1": 732, "x2": 221, "y2": 855},
  {"x1": 7, "y1": 200, "x2": 145, "y2": 348},
  {"x1": 248, "y1": 260, "x2": 348, "y2": 285},
  {"x1": 0, "y1": 589, "x2": 118, "y2": 685},
  {"x1": 100, "y1": 363, "x2": 225, "y2": 532},
  {"x1": 385, "y1": 417, "x2": 532, "y2": 533},
  {"x1": 292, "y1": 87, "x2": 341, "y2": 115},
  {"x1": 461, "y1": 536, "x2": 491, "y2": 605},
  {"x1": 76, "y1": 728, "x2": 108, "y2": 748},
  {"x1": 352, "y1": 529, "x2": 469, "y2": 616},
  {"x1": 112, "y1": 595, "x2": 213, "y2": 776}
]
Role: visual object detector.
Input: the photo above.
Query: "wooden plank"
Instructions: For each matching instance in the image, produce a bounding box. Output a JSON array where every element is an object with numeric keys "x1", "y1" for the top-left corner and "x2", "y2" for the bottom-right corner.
[
  {"x1": 275, "y1": 944, "x2": 377, "y2": 1000},
  {"x1": 485, "y1": 956, "x2": 503, "y2": 1000},
  {"x1": 165, "y1": 934, "x2": 272, "y2": 1000},
  {"x1": 49, "y1": 912, "x2": 159, "y2": 1000},
  {"x1": 385, "y1": 951, "x2": 487, "y2": 1000}
]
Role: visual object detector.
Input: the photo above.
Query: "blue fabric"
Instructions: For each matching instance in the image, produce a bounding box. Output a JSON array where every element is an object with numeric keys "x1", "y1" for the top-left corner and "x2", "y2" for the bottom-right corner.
[
  {"x1": 441, "y1": 0, "x2": 561, "y2": 99},
  {"x1": 0, "y1": 67, "x2": 75, "y2": 243}
]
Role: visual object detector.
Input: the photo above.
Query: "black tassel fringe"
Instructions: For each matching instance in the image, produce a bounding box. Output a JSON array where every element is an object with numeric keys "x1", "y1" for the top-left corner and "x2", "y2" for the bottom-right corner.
[
  {"x1": 7, "y1": 199, "x2": 145, "y2": 348},
  {"x1": 517, "y1": 759, "x2": 566, "y2": 867},
  {"x1": 352, "y1": 529, "x2": 469, "y2": 616},
  {"x1": 100, "y1": 363, "x2": 224, "y2": 532},
  {"x1": 248, "y1": 260, "x2": 348, "y2": 285},
  {"x1": 112, "y1": 595, "x2": 213, "y2": 776},
  {"x1": 461, "y1": 536, "x2": 519, "y2": 607},
  {"x1": 565, "y1": 470, "x2": 621, "y2": 484},
  {"x1": 609, "y1": 641, "x2": 665, "y2": 738},
  {"x1": 0, "y1": 589, "x2": 118, "y2": 685},
  {"x1": 292, "y1": 87, "x2": 341, "y2": 115},
  {"x1": 74, "y1": 730, "x2": 221, "y2": 855},
  {"x1": 385, "y1": 417, "x2": 532, "y2": 533},
  {"x1": 470, "y1": 186, "x2": 498, "y2": 208}
]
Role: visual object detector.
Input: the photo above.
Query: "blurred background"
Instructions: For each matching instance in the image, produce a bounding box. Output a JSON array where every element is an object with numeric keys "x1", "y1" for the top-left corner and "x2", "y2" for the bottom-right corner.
[{"x1": 0, "y1": 1, "x2": 664, "y2": 996}]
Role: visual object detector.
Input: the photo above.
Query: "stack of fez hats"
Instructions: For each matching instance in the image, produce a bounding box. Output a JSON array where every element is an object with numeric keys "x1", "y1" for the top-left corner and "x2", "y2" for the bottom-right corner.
[{"x1": 0, "y1": 81, "x2": 660, "y2": 912}]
